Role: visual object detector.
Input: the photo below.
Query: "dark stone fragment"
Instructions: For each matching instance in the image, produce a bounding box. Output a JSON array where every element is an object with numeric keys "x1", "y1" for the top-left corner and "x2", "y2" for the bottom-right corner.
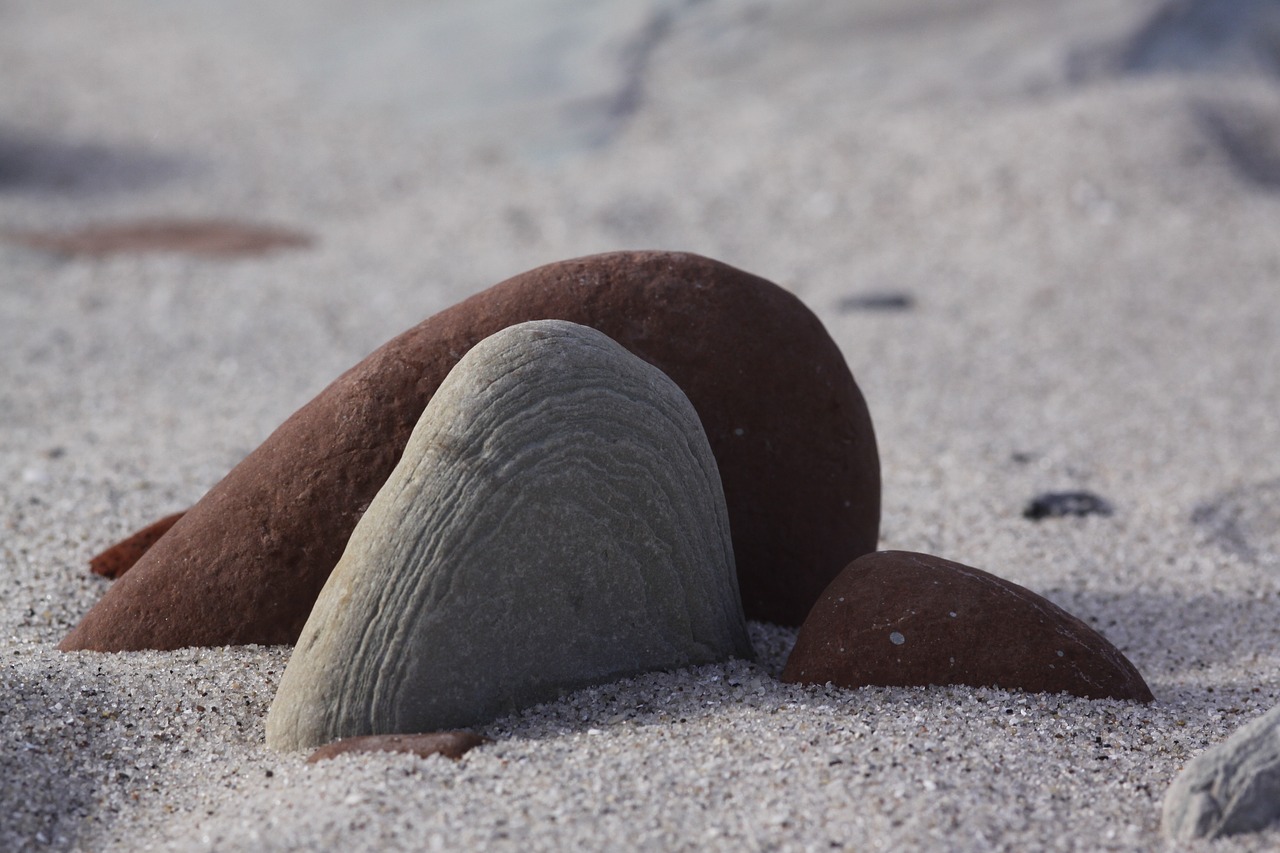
[
  {"x1": 781, "y1": 550, "x2": 1154, "y2": 702},
  {"x1": 305, "y1": 731, "x2": 489, "y2": 763},
  {"x1": 89, "y1": 512, "x2": 186, "y2": 579},
  {"x1": 2, "y1": 219, "x2": 312, "y2": 257},
  {"x1": 60, "y1": 251, "x2": 880, "y2": 651},
  {"x1": 836, "y1": 292, "x2": 914, "y2": 313},
  {"x1": 1023, "y1": 491, "x2": 1114, "y2": 520}
]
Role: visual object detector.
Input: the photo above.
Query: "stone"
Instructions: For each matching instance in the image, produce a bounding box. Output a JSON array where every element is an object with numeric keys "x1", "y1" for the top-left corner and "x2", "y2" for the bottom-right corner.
[
  {"x1": 2, "y1": 219, "x2": 312, "y2": 257},
  {"x1": 1023, "y1": 491, "x2": 1114, "y2": 521},
  {"x1": 306, "y1": 731, "x2": 489, "y2": 764},
  {"x1": 61, "y1": 251, "x2": 879, "y2": 651},
  {"x1": 781, "y1": 550, "x2": 1153, "y2": 702},
  {"x1": 265, "y1": 320, "x2": 753, "y2": 749},
  {"x1": 1163, "y1": 702, "x2": 1280, "y2": 840},
  {"x1": 89, "y1": 512, "x2": 186, "y2": 579},
  {"x1": 835, "y1": 292, "x2": 914, "y2": 313}
]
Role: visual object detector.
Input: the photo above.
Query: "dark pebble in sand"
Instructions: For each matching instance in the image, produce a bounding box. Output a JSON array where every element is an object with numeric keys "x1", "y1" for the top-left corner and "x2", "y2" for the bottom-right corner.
[
  {"x1": 836, "y1": 292, "x2": 914, "y2": 313},
  {"x1": 1023, "y1": 491, "x2": 1114, "y2": 520},
  {"x1": 306, "y1": 731, "x2": 489, "y2": 764},
  {"x1": 2, "y1": 219, "x2": 312, "y2": 257}
]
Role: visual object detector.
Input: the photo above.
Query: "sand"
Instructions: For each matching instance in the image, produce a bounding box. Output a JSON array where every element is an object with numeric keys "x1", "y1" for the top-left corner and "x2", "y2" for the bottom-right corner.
[{"x1": 3, "y1": 0, "x2": 1280, "y2": 849}]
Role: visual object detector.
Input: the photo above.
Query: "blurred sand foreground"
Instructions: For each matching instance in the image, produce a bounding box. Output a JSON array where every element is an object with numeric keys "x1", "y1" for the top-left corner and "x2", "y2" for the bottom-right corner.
[{"x1": 3, "y1": 1, "x2": 1280, "y2": 849}]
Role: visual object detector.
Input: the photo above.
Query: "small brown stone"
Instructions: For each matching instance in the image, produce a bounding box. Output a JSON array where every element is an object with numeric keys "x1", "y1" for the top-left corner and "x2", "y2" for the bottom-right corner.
[
  {"x1": 2, "y1": 219, "x2": 312, "y2": 257},
  {"x1": 89, "y1": 512, "x2": 186, "y2": 579},
  {"x1": 781, "y1": 550, "x2": 1153, "y2": 702},
  {"x1": 305, "y1": 731, "x2": 489, "y2": 763},
  {"x1": 60, "y1": 251, "x2": 879, "y2": 651}
]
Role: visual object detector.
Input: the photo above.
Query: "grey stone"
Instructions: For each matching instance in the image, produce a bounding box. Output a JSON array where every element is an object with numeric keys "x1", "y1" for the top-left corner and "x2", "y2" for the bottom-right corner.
[
  {"x1": 266, "y1": 320, "x2": 753, "y2": 750},
  {"x1": 1163, "y1": 702, "x2": 1280, "y2": 840}
]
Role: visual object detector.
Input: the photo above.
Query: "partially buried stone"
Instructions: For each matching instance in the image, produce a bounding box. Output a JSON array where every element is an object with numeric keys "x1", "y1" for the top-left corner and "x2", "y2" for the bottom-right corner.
[
  {"x1": 306, "y1": 731, "x2": 488, "y2": 764},
  {"x1": 89, "y1": 512, "x2": 186, "y2": 579},
  {"x1": 61, "y1": 251, "x2": 878, "y2": 651},
  {"x1": 265, "y1": 320, "x2": 753, "y2": 750},
  {"x1": 781, "y1": 550, "x2": 1153, "y2": 702},
  {"x1": 1163, "y1": 702, "x2": 1280, "y2": 841}
]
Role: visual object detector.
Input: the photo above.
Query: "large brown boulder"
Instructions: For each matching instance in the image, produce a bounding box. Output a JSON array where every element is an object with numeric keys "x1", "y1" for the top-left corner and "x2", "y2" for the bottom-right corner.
[
  {"x1": 61, "y1": 251, "x2": 879, "y2": 651},
  {"x1": 781, "y1": 550, "x2": 1153, "y2": 702}
]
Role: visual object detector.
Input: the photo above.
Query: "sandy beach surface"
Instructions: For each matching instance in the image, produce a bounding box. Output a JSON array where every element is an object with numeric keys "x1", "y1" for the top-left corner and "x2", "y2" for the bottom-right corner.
[{"x1": 4, "y1": 1, "x2": 1280, "y2": 849}]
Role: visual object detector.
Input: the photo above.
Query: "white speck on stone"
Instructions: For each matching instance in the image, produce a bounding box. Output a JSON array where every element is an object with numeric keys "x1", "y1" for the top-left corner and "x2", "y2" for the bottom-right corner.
[
  {"x1": 890, "y1": 632, "x2": 905, "y2": 645},
  {"x1": 1057, "y1": 650, "x2": 1064, "y2": 657},
  {"x1": 733, "y1": 427, "x2": 745, "y2": 436},
  {"x1": 949, "y1": 612, "x2": 957, "y2": 618}
]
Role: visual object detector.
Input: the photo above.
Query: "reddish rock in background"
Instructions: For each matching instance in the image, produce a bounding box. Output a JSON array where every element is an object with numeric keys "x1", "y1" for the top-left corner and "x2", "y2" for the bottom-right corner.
[
  {"x1": 782, "y1": 550, "x2": 1153, "y2": 702},
  {"x1": 61, "y1": 251, "x2": 880, "y2": 651},
  {"x1": 306, "y1": 732, "x2": 489, "y2": 764},
  {"x1": 89, "y1": 512, "x2": 186, "y2": 579},
  {"x1": 2, "y1": 219, "x2": 312, "y2": 257}
]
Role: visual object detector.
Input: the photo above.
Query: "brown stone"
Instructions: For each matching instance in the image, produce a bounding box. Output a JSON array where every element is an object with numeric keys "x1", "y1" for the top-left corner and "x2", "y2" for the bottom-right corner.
[
  {"x1": 89, "y1": 512, "x2": 186, "y2": 579},
  {"x1": 60, "y1": 251, "x2": 879, "y2": 651},
  {"x1": 781, "y1": 550, "x2": 1153, "y2": 702},
  {"x1": 2, "y1": 219, "x2": 312, "y2": 257},
  {"x1": 305, "y1": 731, "x2": 489, "y2": 764}
]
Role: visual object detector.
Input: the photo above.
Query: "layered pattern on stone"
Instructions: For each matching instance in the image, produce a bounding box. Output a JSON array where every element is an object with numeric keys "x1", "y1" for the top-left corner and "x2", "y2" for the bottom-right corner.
[
  {"x1": 1163, "y1": 702, "x2": 1280, "y2": 841},
  {"x1": 782, "y1": 551, "x2": 1153, "y2": 702},
  {"x1": 266, "y1": 320, "x2": 753, "y2": 750},
  {"x1": 62, "y1": 251, "x2": 879, "y2": 651}
]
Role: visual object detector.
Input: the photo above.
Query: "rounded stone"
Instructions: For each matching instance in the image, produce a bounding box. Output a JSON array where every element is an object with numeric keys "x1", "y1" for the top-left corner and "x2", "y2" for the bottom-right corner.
[
  {"x1": 265, "y1": 320, "x2": 753, "y2": 750},
  {"x1": 62, "y1": 251, "x2": 879, "y2": 651},
  {"x1": 1163, "y1": 702, "x2": 1280, "y2": 841},
  {"x1": 781, "y1": 550, "x2": 1153, "y2": 702}
]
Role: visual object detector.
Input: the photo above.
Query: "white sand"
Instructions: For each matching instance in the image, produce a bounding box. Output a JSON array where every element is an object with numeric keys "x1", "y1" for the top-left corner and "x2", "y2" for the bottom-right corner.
[{"x1": 3, "y1": 0, "x2": 1280, "y2": 849}]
